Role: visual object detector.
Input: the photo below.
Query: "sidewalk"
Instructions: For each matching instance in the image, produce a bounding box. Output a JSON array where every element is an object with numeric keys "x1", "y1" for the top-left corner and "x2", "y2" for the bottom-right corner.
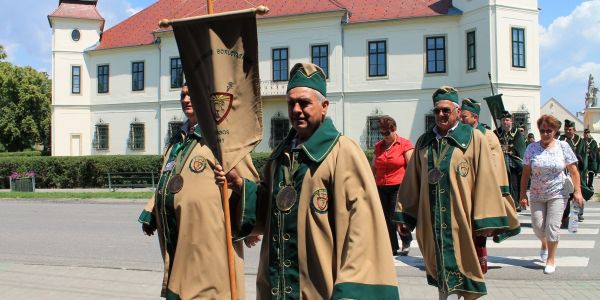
[{"x1": 2, "y1": 263, "x2": 600, "y2": 299}]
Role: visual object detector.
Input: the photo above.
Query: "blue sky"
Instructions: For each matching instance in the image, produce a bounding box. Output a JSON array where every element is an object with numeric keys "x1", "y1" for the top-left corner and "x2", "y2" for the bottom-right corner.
[{"x1": 0, "y1": 0, "x2": 597, "y2": 117}]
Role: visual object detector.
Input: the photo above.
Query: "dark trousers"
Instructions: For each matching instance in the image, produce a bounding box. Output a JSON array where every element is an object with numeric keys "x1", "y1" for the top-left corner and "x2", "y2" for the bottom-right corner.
[
  {"x1": 377, "y1": 185, "x2": 412, "y2": 252},
  {"x1": 508, "y1": 167, "x2": 522, "y2": 209}
]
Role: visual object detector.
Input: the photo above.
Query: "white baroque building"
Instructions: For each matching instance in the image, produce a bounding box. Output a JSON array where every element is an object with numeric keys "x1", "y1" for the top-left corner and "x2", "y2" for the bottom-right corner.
[{"x1": 48, "y1": 0, "x2": 540, "y2": 156}]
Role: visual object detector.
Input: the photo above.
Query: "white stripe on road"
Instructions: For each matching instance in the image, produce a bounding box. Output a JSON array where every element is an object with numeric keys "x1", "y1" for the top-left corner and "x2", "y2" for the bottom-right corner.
[
  {"x1": 582, "y1": 208, "x2": 600, "y2": 212},
  {"x1": 487, "y1": 240, "x2": 595, "y2": 248},
  {"x1": 519, "y1": 228, "x2": 599, "y2": 235},
  {"x1": 519, "y1": 213, "x2": 600, "y2": 217},
  {"x1": 394, "y1": 256, "x2": 589, "y2": 268},
  {"x1": 517, "y1": 218, "x2": 600, "y2": 225}
]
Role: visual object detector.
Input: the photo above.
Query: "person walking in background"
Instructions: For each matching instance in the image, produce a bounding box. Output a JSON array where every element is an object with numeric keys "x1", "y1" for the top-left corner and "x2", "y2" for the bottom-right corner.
[
  {"x1": 372, "y1": 115, "x2": 414, "y2": 256},
  {"x1": 138, "y1": 83, "x2": 259, "y2": 299},
  {"x1": 520, "y1": 114, "x2": 583, "y2": 274},
  {"x1": 395, "y1": 86, "x2": 513, "y2": 299},
  {"x1": 583, "y1": 128, "x2": 598, "y2": 189},
  {"x1": 527, "y1": 133, "x2": 536, "y2": 146},
  {"x1": 460, "y1": 98, "x2": 521, "y2": 274},
  {"x1": 560, "y1": 120, "x2": 591, "y2": 223},
  {"x1": 494, "y1": 111, "x2": 526, "y2": 212}
]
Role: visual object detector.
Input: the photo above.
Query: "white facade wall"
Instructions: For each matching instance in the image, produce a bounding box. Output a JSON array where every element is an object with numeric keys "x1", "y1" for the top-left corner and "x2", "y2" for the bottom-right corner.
[{"x1": 50, "y1": 0, "x2": 541, "y2": 155}]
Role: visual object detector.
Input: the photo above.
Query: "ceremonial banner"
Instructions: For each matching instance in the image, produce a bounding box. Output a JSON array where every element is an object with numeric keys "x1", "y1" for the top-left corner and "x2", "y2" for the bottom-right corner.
[
  {"x1": 483, "y1": 94, "x2": 506, "y2": 120},
  {"x1": 171, "y1": 9, "x2": 263, "y2": 173}
]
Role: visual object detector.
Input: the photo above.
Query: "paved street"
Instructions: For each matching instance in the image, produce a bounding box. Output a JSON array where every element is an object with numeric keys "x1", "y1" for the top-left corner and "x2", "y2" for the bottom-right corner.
[{"x1": 1, "y1": 198, "x2": 600, "y2": 299}]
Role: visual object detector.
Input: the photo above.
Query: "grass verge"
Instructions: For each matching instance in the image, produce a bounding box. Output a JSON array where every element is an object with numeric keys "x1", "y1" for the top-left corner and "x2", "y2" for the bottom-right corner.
[{"x1": 0, "y1": 191, "x2": 153, "y2": 199}]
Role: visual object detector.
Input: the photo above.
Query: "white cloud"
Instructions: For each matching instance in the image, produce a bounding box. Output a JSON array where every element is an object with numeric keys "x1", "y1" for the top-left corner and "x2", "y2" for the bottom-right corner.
[
  {"x1": 547, "y1": 62, "x2": 600, "y2": 85},
  {"x1": 540, "y1": 0, "x2": 600, "y2": 49}
]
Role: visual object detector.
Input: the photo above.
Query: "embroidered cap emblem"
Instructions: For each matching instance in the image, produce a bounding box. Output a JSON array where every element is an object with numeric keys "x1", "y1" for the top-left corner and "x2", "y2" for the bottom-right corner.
[
  {"x1": 189, "y1": 155, "x2": 207, "y2": 173},
  {"x1": 457, "y1": 160, "x2": 470, "y2": 177},
  {"x1": 210, "y1": 92, "x2": 233, "y2": 125},
  {"x1": 311, "y1": 188, "x2": 329, "y2": 214}
]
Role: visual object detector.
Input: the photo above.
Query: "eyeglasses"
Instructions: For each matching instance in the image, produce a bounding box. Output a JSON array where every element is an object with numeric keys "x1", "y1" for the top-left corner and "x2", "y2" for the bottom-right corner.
[
  {"x1": 539, "y1": 129, "x2": 553, "y2": 134},
  {"x1": 432, "y1": 107, "x2": 455, "y2": 115},
  {"x1": 380, "y1": 131, "x2": 391, "y2": 136}
]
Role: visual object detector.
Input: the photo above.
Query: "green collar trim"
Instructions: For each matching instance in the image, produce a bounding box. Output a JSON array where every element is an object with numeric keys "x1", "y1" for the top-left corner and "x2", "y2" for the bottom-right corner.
[
  {"x1": 418, "y1": 122, "x2": 473, "y2": 151},
  {"x1": 271, "y1": 118, "x2": 341, "y2": 163},
  {"x1": 475, "y1": 123, "x2": 487, "y2": 134}
]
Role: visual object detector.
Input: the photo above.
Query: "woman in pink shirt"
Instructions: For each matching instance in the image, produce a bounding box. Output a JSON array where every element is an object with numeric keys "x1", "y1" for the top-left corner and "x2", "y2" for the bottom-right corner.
[{"x1": 372, "y1": 115, "x2": 414, "y2": 256}]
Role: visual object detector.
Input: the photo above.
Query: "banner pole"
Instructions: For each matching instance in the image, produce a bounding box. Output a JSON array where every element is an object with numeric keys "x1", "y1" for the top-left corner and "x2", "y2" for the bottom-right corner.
[
  {"x1": 204, "y1": 0, "x2": 236, "y2": 297},
  {"x1": 204, "y1": 1, "x2": 235, "y2": 298}
]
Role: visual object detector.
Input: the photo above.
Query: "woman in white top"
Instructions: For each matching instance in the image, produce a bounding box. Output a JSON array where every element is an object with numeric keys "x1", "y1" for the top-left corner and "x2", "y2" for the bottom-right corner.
[{"x1": 519, "y1": 114, "x2": 583, "y2": 274}]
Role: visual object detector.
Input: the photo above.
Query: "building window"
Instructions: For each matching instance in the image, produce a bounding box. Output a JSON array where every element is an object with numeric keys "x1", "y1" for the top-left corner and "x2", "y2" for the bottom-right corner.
[
  {"x1": 93, "y1": 123, "x2": 109, "y2": 150},
  {"x1": 368, "y1": 41, "x2": 387, "y2": 77},
  {"x1": 272, "y1": 48, "x2": 288, "y2": 81},
  {"x1": 425, "y1": 114, "x2": 436, "y2": 131},
  {"x1": 366, "y1": 116, "x2": 382, "y2": 149},
  {"x1": 466, "y1": 31, "x2": 476, "y2": 71},
  {"x1": 97, "y1": 64, "x2": 109, "y2": 93},
  {"x1": 72, "y1": 66, "x2": 81, "y2": 94},
  {"x1": 511, "y1": 27, "x2": 526, "y2": 68},
  {"x1": 512, "y1": 111, "x2": 530, "y2": 133},
  {"x1": 129, "y1": 123, "x2": 145, "y2": 150},
  {"x1": 132, "y1": 61, "x2": 144, "y2": 91},
  {"x1": 71, "y1": 29, "x2": 80, "y2": 42},
  {"x1": 170, "y1": 58, "x2": 184, "y2": 88},
  {"x1": 311, "y1": 44, "x2": 329, "y2": 78},
  {"x1": 270, "y1": 115, "x2": 289, "y2": 149},
  {"x1": 426, "y1": 36, "x2": 446, "y2": 74},
  {"x1": 168, "y1": 121, "x2": 184, "y2": 142}
]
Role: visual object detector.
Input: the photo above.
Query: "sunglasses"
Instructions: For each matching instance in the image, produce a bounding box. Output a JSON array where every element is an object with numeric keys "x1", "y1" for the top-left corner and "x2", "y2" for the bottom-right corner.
[
  {"x1": 539, "y1": 129, "x2": 553, "y2": 134},
  {"x1": 380, "y1": 131, "x2": 391, "y2": 136},
  {"x1": 432, "y1": 107, "x2": 455, "y2": 115}
]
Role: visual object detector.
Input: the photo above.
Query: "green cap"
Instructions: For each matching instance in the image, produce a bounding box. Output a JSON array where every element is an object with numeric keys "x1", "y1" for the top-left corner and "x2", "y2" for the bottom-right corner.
[
  {"x1": 564, "y1": 119, "x2": 575, "y2": 129},
  {"x1": 287, "y1": 63, "x2": 327, "y2": 96},
  {"x1": 432, "y1": 86, "x2": 459, "y2": 104},
  {"x1": 461, "y1": 98, "x2": 481, "y2": 115}
]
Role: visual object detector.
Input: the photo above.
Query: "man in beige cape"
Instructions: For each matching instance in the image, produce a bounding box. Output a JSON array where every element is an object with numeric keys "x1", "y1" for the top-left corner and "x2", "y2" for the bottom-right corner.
[
  {"x1": 395, "y1": 87, "x2": 514, "y2": 299},
  {"x1": 215, "y1": 63, "x2": 399, "y2": 299},
  {"x1": 460, "y1": 98, "x2": 521, "y2": 272},
  {"x1": 138, "y1": 84, "x2": 259, "y2": 300}
]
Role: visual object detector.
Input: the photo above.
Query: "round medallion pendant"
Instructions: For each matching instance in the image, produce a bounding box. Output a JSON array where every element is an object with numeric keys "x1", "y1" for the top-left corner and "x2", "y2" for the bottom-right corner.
[
  {"x1": 427, "y1": 168, "x2": 444, "y2": 185},
  {"x1": 167, "y1": 174, "x2": 184, "y2": 194},
  {"x1": 276, "y1": 186, "x2": 297, "y2": 212}
]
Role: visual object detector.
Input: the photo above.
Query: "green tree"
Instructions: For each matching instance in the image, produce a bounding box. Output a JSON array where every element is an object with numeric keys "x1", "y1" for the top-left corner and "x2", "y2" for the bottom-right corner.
[
  {"x1": 0, "y1": 45, "x2": 6, "y2": 60},
  {"x1": 0, "y1": 61, "x2": 51, "y2": 152}
]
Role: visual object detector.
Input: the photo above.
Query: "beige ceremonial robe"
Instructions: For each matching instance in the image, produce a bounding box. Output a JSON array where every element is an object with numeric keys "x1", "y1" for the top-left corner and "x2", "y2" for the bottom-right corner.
[
  {"x1": 477, "y1": 124, "x2": 520, "y2": 242},
  {"x1": 238, "y1": 119, "x2": 399, "y2": 299},
  {"x1": 139, "y1": 125, "x2": 259, "y2": 300},
  {"x1": 395, "y1": 122, "x2": 512, "y2": 299}
]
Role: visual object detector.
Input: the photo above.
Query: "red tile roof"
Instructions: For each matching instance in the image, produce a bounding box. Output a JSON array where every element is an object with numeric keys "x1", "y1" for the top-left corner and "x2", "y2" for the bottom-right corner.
[
  {"x1": 49, "y1": 2, "x2": 104, "y2": 26},
  {"x1": 95, "y1": 0, "x2": 454, "y2": 50}
]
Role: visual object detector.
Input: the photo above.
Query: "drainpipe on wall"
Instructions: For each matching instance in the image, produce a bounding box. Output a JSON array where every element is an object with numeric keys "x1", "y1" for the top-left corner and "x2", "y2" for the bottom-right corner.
[
  {"x1": 341, "y1": 12, "x2": 348, "y2": 135},
  {"x1": 156, "y1": 37, "x2": 162, "y2": 155}
]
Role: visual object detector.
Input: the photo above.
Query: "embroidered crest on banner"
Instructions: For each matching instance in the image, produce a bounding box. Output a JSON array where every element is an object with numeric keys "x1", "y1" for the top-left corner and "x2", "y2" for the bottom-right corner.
[
  {"x1": 456, "y1": 160, "x2": 470, "y2": 177},
  {"x1": 311, "y1": 188, "x2": 329, "y2": 214},
  {"x1": 210, "y1": 92, "x2": 233, "y2": 125},
  {"x1": 189, "y1": 155, "x2": 207, "y2": 173}
]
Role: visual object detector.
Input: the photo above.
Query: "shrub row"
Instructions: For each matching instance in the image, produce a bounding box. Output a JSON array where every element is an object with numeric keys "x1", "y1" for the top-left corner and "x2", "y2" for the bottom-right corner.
[{"x1": 0, "y1": 150, "x2": 372, "y2": 189}]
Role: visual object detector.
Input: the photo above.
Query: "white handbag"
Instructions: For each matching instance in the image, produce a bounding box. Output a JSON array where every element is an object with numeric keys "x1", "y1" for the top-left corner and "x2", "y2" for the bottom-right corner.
[
  {"x1": 560, "y1": 141, "x2": 575, "y2": 193},
  {"x1": 563, "y1": 174, "x2": 574, "y2": 194}
]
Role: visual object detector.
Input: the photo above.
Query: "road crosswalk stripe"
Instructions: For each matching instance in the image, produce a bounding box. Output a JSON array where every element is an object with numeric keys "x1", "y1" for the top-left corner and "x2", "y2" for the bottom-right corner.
[
  {"x1": 487, "y1": 240, "x2": 594, "y2": 248},
  {"x1": 394, "y1": 256, "x2": 589, "y2": 268},
  {"x1": 517, "y1": 218, "x2": 600, "y2": 225},
  {"x1": 519, "y1": 228, "x2": 599, "y2": 235},
  {"x1": 583, "y1": 208, "x2": 600, "y2": 212}
]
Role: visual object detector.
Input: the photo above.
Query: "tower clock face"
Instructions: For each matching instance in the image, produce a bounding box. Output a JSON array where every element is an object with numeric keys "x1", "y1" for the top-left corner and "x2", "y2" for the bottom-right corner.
[{"x1": 71, "y1": 29, "x2": 81, "y2": 41}]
